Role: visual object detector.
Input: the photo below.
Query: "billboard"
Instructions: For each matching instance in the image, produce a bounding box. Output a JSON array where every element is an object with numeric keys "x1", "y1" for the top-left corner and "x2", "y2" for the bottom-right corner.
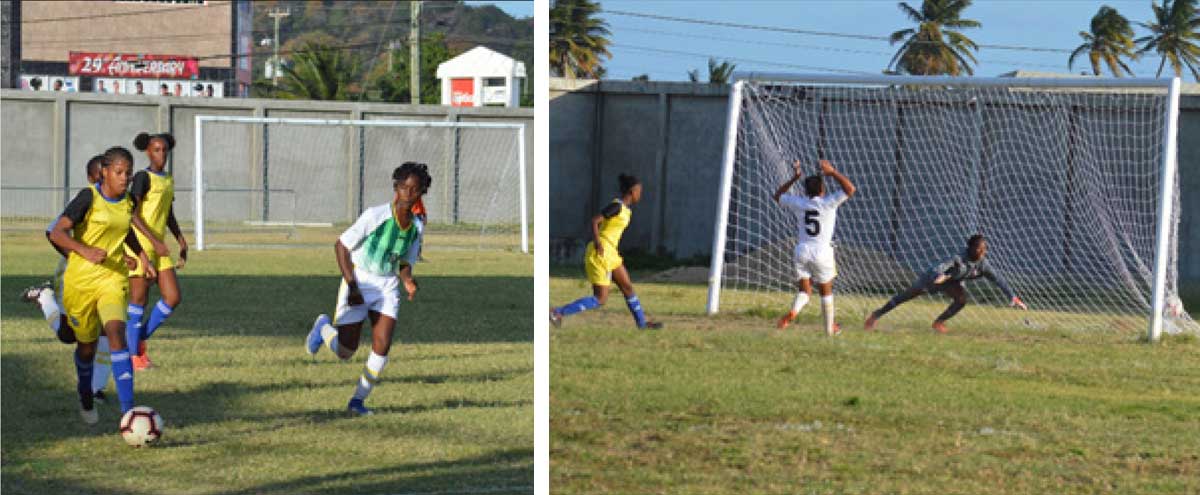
[{"x1": 69, "y1": 52, "x2": 200, "y2": 79}]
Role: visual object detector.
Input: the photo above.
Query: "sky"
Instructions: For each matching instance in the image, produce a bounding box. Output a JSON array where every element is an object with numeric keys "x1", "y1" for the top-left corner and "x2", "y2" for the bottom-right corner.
[
  {"x1": 597, "y1": 0, "x2": 1190, "y2": 82},
  {"x1": 465, "y1": 1, "x2": 534, "y2": 19}
]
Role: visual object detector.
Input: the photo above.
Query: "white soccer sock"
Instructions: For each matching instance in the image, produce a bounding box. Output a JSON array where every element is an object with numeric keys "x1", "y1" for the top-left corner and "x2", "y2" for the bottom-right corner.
[
  {"x1": 821, "y1": 295, "x2": 835, "y2": 335},
  {"x1": 38, "y1": 289, "x2": 61, "y2": 331},
  {"x1": 352, "y1": 351, "x2": 388, "y2": 401},
  {"x1": 790, "y1": 292, "x2": 810, "y2": 314},
  {"x1": 320, "y1": 324, "x2": 353, "y2": 360},
  {"x1": 92, "y1": 336, "x2": 112, "y2": 394}
]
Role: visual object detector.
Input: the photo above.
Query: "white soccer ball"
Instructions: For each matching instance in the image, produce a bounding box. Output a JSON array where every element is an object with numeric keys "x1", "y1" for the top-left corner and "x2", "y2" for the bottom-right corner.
[{"x1": 119, "y1": 406, "x2": 164, "y2": 447}]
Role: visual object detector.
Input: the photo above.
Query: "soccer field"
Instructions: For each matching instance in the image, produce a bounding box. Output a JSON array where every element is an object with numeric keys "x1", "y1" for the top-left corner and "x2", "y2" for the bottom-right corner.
[
  {"x1": 1, "y1": 228, "x2": 533, "y2": 495},
  {"x1": 550, "y1": 271, "x2": 1200, "y2": 494}
]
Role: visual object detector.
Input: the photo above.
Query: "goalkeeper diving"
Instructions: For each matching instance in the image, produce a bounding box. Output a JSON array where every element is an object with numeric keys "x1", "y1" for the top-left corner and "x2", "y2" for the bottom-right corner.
[{"x1": 864, "y1": 234, "x2": 1028, "y2": 333}]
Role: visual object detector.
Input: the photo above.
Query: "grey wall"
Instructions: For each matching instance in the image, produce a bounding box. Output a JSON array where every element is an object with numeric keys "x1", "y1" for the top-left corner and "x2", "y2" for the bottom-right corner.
[
  {"x1": 0, "y1": 90, "x2": 533, "y2": 229},
  {"x1": 549, "y1": 78, "x2": 1200, "y2": 286}
]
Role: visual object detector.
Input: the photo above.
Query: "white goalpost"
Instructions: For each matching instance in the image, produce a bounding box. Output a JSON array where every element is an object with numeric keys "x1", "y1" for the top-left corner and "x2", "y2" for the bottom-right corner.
[
  {"x1": 707, "y1": 74, "x2": 1196, "y2": 341},
  {"x1": 193, "y1": 115, "x2": 528, "y2": 254}
]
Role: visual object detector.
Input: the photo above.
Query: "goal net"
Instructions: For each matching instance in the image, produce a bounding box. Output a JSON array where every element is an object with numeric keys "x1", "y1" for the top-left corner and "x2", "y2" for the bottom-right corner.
[
  {"x1": 192, "y1": 116, "x2": 528, "y2": 253},
  {"x1": 707, "y1": 75, "x2": 1196, "y2": 338}
]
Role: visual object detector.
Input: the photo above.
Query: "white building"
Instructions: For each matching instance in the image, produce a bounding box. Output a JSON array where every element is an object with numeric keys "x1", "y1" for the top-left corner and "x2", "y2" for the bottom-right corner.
[{"x1": 436, "y1": 46, "x2": 526, "y2": 108}]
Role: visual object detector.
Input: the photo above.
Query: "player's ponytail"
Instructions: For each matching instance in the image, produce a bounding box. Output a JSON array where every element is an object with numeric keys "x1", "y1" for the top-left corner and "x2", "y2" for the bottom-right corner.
[
  {"x1": 618, "y1": 173, "x2": 640, "y2": 195},
  {"x1": 134, "y1": 132, "x2": 176, "y2": 151}
]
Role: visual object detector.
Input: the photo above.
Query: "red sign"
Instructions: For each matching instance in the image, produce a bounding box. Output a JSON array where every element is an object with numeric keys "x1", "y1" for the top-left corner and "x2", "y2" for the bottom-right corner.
[
  {"x1": 450, "y1": 78, "x2": 475, "y2": 107},
  {"x1": 69, "y1": 52, "x2": 199, "y2": 79}
]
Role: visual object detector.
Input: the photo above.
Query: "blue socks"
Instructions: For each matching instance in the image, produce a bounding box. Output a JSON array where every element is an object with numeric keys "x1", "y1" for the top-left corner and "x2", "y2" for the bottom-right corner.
[
  {"x1": 144, "y1": 300, "x2": 174, "y2": 340},
  {"x1": 556, "y1": 296, "x2": 600, "y2": 317},
  {"x1": 75, "y1": 349, "x2": 94, "y2": 405},
  {"x1": 110, "y1": 350, "x2": 135, "y2": 413},
  {"x1": 125, "y1": 304, "x2": 144, "y2": 354},
  {"x1": 626, "y1": 294, "x2": 647, "y2": 328}
]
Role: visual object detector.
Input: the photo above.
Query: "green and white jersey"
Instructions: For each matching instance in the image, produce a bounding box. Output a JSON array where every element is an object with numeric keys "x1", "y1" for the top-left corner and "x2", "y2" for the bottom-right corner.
[{"x1": 339, "y1": 203, "x2": 422, "y2": 277}]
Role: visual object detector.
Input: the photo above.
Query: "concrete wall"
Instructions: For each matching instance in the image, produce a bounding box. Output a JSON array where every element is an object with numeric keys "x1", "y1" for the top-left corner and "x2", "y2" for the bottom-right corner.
[
  {"x1": 549, "y1": 78, "x2": 1200, "y2": 286},
  {"x1": 0, "y1": 90, "x2": 534, "y2": 229}
]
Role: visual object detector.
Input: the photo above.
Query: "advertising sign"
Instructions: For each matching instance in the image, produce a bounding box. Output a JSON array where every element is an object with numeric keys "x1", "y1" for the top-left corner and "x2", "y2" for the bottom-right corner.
[{"x1": 69, "y1": 52, "x2": 200, "y2": 79}]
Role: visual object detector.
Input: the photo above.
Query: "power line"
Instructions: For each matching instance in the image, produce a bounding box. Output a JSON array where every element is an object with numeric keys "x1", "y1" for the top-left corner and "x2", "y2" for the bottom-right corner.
[
  {"x1": 598, "y1": 7, "x2": 1075, "y2": 55},
  {"x1": 7, "y1": 1, "x2": 227, "y2": 24},
  {"x1": 616, "y1": 26, "x2": 1071, "y2": 71},
  {"x1": 611, "y1": 43, "x2": 875, "y2": 76}
]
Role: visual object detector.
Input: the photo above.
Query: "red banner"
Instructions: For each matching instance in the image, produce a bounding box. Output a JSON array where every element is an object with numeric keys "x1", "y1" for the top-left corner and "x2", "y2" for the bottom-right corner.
[
  {"x1": 69, "y1": 52, "x2": 199, "y2": 79},
  {"x1": 450, "y1": 78, "x2": 475, "y2": 107}
]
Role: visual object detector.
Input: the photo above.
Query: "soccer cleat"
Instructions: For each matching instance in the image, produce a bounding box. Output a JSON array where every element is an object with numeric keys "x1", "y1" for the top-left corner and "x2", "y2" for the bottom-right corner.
[
  {"x1": 864, "y1": 313, "x2": 879, "y2": 331},
  {"x1": 828, "y1": 323, "x2": 842, "y2": 337},
  {"x1": 643, "y1": 320, "x2": 664, "y2": 330},
  {"x1": 549, "y1": 309, "x2": 563, "y2": 329},
  {"x1": 347, "y1": 398, "x2": 374, "y2": 416},
  {"x1": 777, "y1": 311, "x2": 798, "y2": 330},
  {"x1": 80, "y1": 393, "x2": 98, "y2": 425},
  {"x1": 93, "y1": 390, "x2": 107, "y2": 403},
  {"x1": 932, "y1": 320, "x2": 949, "y2": 334},
  {"x1": 307, "y1": 314, "x2": 331, "y2": 355},
  {"x1": 131, "y1": 341, "x2": 154, "y2": 370},
  {"x1": 79, "y1": 405, "x2": 98, "y2": 425},
  {"x1": 20, "y1": 281, "x2": 51, "y2": 303}
]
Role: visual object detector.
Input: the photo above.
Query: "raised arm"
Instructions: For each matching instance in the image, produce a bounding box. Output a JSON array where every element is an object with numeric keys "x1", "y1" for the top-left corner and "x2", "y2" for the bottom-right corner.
[
  {"x1": 773, "y1": 160, "x2": 805, "y2": 203},
  {"x1": 819, "y1": 159, "x2": 856, "y2": 198}
]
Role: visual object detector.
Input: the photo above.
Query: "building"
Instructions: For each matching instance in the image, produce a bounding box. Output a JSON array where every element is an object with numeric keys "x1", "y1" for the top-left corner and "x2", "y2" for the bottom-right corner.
[
  {"x1": 436, "y1": 46, "x2": 526, "y2": 108},
  {"x1": 2, "y1": 0, "x2": 252, "y2": 97}
]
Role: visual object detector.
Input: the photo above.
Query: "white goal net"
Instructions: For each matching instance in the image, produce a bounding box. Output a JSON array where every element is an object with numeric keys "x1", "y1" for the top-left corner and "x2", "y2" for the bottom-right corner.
[
  {"x1": 193, "y1": 116, "x2": 528, "y2": 253},
  {"x1": 707, "y1": 75, "x2": 1196, "y2": 339}
]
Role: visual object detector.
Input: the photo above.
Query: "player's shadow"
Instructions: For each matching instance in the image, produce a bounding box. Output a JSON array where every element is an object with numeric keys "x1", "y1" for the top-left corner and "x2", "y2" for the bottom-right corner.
[
  {"x1": 150, "y1": 274, "x2": 533, "y2": 344},
  {"x1": 223, "y1": 448, "x2": 533, "y2": 495}
]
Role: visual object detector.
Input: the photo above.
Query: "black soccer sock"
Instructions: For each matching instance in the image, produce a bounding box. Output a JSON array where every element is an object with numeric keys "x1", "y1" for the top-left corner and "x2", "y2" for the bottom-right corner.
[
  {"x1": 936, "y1": 301, "x2": 966, "y2": 322},
  {"x1": 876, "y1": 291, "x2": 916, "y2": 318}
]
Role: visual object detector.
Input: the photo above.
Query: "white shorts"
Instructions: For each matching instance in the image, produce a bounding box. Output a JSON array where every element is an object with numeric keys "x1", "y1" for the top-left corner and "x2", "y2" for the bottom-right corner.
[
  {"x1": 794, "y1": 247, "x2": 837, "y2": 284},
  {"x1": 333, "y1": 268, "x2": 400, "y2": 325}
]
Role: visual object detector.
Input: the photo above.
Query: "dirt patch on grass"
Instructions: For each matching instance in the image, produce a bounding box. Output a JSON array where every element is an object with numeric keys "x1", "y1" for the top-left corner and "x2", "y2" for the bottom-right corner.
[{"x1": 645, "y1": 266, "x2": 710, "y2": 285}]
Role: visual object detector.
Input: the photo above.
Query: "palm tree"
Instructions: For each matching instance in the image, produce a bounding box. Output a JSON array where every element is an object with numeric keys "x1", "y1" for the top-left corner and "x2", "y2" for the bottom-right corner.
[
  {"x1": 549, "y1": 0, "x2": 612, "y2": 79},
  {"x1": 1069, "y1": 6, "x2": 1139, "y2": 77},
  {"x1": 688, "y1": 58, "x2": 737, "y2": 83},
  {"x1": 888, "y1": 0, "x2": 981, "y2": 76},
  {"x1": 1135, "y1": 0, "x2": 1200, "y2": 79},
  {"x1": 276, "y1": 40, "x2": 360, "y2": 100}
]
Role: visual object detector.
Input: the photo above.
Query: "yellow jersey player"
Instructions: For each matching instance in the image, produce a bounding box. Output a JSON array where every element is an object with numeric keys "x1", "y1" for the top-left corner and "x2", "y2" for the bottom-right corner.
[
  {"x1": 48, "y1": 146, "x2": 156, "y2": 424},
  {"x1": 551, "y1": 173, "x2": 663, "y2": 329},
  {"x1": 125, "y1": 132, "x2": 188, "y2": 370},
  {"x1": 305, "y1": 162, "x2": 428, "y2": 416}
]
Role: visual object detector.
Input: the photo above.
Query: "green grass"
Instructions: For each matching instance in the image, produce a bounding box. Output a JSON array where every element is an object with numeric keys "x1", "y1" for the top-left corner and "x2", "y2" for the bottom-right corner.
[
  {"x1": 1, "y1": 227, "x2": 532, "y2": 495},
  {"x1": 550, "y1": 271, "x2": 1200, "y2": 494}
]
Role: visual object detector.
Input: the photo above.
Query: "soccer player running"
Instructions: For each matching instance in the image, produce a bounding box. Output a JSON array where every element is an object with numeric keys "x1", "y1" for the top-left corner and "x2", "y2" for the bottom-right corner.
[
  {"x1": 125, "y1": 132, "x2": 188, "y2": 370},
  {"x1": 305, "y1": 162, "x2": 429, "y2": 416},
  {"x1": 774, "y1": 159, "x2": 856, "y2": 336},
  {"x1": 550, "y1": 173, "x2": 663, "y2": 330},
  {"x1": 864, "y1": 234, "x2": 1028, "y2": 334},
  {"x1": 48, "y1": 147, "x2": 156, "y2": 424},
  {"x1": 22, "y1": 155, "x2": 126, "y2": 403}
]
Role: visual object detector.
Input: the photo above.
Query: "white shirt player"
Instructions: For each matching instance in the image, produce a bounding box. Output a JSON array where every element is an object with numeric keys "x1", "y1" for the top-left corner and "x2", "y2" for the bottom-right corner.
[
  {"x1": 779, "y1": 190, "x2": 848, "y2": 254},
  {"x1": 778, "y1": 190, "x2": 848, "y2": 283}
]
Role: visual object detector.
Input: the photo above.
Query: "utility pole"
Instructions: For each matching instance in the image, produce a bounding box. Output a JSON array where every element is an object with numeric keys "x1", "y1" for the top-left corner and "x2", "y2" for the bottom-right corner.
[
  {"x1": 268, "y1": 7, "x2": 290, "y2": 86},
  {"x1": 409, "y1": 1, "x2": 421, "y2": 103}
]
